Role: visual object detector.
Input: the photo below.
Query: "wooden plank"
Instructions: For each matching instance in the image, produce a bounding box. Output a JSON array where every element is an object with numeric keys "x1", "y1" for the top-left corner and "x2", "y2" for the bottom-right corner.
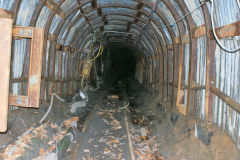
[
  {"x1": 48, "y1": 33, "x2": 57, "y2": 42},
  {"x1": 27, "y1": 28, "x2": 44, "y2": 108},
  {"x1": 13, "y1": 26, "x2": 34, "y2": 38},
  {"x1": 0, "y1": 18, "x2": 13, "y2": 132},
  {"x1": 210, "y1": 86, "x2": 240, "y2": 114},
  {"x1": 176, "y1": 42, "x2": 184, "y2": 110},
  {"x1": 209, "y1": 20, "x2": 240, "y2": 40},
  {"x1": 192, "y1": 25, "x2": 206, "y2": 39},
  {"x1": 44, "y1": 0, "x2": 67, "y2": 19},
  {"x1": 9, "y1": 95, "x2": 29, "y2": 107},
  {"x1": 179, "y1": 104, "x2": 187, "y2": 116},
  {"x1": 172, "y1": 21, "x2": 240, "y2": 45}
]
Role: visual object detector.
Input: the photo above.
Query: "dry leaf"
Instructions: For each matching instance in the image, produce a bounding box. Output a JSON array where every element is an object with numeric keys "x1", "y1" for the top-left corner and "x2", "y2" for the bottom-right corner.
[
  {"x1": 106, "y1": 140, "x2": 119, "y2": 145},
  {"x1": 83, "y1": 149, "x2": 90, "y2": 153},
  {"x1": 64, "y1": 117, "x2": 79, "y2": 126},
  {"x1": 39, "y1": 148, "x2": 44, "y2": 155}
]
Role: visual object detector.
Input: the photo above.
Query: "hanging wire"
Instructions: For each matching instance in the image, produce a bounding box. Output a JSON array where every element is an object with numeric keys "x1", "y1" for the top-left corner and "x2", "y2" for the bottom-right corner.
[{"x1": 210, "y1": 0, "x2": 240, "y2": 53}]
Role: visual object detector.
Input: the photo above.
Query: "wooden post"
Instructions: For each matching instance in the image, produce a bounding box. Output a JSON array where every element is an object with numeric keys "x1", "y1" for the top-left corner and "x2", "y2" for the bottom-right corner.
[
  {"x1": 202, "y1": 5, "x2": 216, "y2": 123},
  {"x1": 176, "y1": 42, "x2": 184, "y2": 109},
  {"x1": 0, "y1": 18, "x2": 13, "y2": 132},
  {"x1": 28, "y1": 28, "x2": 44, "y2": 108}
]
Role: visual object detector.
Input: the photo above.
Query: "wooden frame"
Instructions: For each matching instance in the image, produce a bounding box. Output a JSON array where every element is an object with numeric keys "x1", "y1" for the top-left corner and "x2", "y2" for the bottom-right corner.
[{"x1": 9, "y1": 26, "x2": 44, "y2": 108}]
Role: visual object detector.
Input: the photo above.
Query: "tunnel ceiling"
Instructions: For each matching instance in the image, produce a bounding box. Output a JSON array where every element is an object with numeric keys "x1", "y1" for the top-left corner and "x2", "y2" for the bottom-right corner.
[{"x1": 2, "y1": 0, "x2": 208, "y2": 62}]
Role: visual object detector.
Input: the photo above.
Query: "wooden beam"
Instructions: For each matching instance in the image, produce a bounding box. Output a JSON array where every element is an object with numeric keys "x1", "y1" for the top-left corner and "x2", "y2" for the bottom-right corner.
[
  {"x1": 43, "y1": 0, "x2": 67, "y2": 19},
  {"x1": 48, "y1": 33, "x2": 57, "y2": 42},
  {"x1": 210, "y1": 86, "x2": 240, "y2": 114},
  {"x1": 56, "y1": 44, "x2": 78, "y2": 53},
  {"x1": 173, "y1": 21, "x2": 240, "y2": 45},
  {"x1": 209, "y1": 20, "x2": 240, "y2": 40},
  {"x1": 192, "y1": 25, "x2": 206, "y2": 39},
  {"x1": 9, "y1": 95, "x2": 29, "y2": 107},
  {"x1": 0, "y1": 18, "x2": 13, "y2": 132},
  {"x1": 27, "y1": 28, "x2": 44, "y2": 108},
  {"x1": 13, "y1": 26, "x2": 34, "y2": 38}
]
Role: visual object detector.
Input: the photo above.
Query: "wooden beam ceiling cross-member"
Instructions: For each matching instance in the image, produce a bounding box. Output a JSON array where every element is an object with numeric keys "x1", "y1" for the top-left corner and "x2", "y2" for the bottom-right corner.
[{"x1": 39, "y1": 0, "x2": 68, "y2": 19}]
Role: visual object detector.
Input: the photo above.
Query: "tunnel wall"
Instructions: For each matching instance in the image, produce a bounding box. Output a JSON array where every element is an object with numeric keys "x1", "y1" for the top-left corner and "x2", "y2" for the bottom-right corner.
[{"x1": 1, "y1": 0, "x2": 240, "y2": 148}]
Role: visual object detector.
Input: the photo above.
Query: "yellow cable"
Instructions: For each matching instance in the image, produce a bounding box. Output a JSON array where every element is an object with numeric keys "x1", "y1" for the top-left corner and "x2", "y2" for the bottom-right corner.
[
  {"x1": 80, "y1": 45, "x2": 103, "y2": 92},
  {"x1": 89, "y1": 45, "x2": 103, "y2": 61}
]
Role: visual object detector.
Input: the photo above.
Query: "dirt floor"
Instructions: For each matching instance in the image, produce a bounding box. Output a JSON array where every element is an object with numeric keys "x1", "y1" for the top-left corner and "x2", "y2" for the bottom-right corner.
[{"x1": 0, "y1": 79, "x2": 239, "y2": 160}]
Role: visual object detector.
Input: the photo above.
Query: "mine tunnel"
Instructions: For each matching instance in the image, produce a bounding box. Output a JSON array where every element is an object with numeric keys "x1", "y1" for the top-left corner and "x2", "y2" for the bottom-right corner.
[{"x1": 0, "y1": 0, "x2": 240, "y2": 159}]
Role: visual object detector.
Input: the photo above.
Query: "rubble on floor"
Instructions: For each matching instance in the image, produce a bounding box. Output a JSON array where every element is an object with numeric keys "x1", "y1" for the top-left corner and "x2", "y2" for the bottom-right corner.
[{"x1": 0, "y1": 81, "x2": 239, "y2": 160}]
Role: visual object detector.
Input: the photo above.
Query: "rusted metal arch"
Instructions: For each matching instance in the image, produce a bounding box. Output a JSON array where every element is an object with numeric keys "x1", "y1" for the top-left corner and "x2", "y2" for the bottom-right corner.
[
  {"x1": 74, "y1": 29, "x2": 156, "y2": 66},
  {"x1": 77, "y1": 30, "x2": 151, "y2": 61},
  {"x1": 70, "y1": 26, "x2": 163, "y2": 66},
  {"x1": 9, "y1": 0, "x2": 201, "y2": 96},
  {"x1": 64, "y1": 15, "x2": 163, "y2": 51},
  {"x1": 13, "y1": 1, "x2": 183, "y2": 76},
  {"x1": 85, "y1": 12, "x2": 167, "y2": 46},
  {"x1": 54, "y1": 5, "x2": 169, "y2": 56},
  {"x1": 75, "y1": 31, "x2": 150, "y2": 65},
  {"x1": 66, "y1": 16, "x2": 161, "y2": 68},
  {"x1": 63, "y1": 5, "x2": 177, "y2": 66},
  {"x1": 72, "y1": 22, "x2": 153, "y2": 54},
  {"x1": 12, "y1": 0, "x2": 190, "y2": 54},
  {"x1": 67, "y1": 20, "x2": 150, "y2": 65},
  {"x1": 69, "y1": 18, "x2": 162, "y2": 59},
  {"x1": 49, "y1": 3, "x2": 175, "y2": 52},
  {"x1": 151, "y1": 0, "x2": 187, "y2": 98},
  {"x1": 55, "y1": 0, "x2": 184, "y2": 58},
  {"x1": 67, "y1": 4, "x2": 178, "y2": 91},
  {"x1": 74, "y1": 29, "x2": 152, "y2": 65},
  {"x1": 68, "y1": 20, "x2": 158, "y2": 64},
  {"x1": 68, "y1": 14, "x2": 167, "y2": 61},
  {"x1": 37, "y1": 1, "x2": 176, "y2": 77},
  {"x1": 63, "y1": 17, "x2": 160, "y2": 57}
]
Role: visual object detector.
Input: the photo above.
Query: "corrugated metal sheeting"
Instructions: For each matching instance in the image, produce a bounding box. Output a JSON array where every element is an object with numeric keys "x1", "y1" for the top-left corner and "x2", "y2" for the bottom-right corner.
[{"x1": 0, "y1": 0, "x2": 240, "y2": 149}]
